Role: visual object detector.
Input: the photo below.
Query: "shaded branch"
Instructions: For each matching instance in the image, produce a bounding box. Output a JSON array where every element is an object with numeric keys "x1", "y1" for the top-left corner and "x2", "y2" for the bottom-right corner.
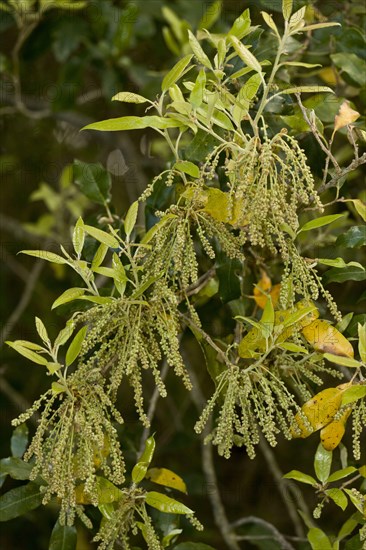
[{"x1": 231, "y1": 516, "x2": 295, "y2": 550}]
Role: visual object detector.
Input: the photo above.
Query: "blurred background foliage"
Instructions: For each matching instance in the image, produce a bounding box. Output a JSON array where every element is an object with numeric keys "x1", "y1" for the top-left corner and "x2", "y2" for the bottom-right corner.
[{"x1": 0, "y1": 0, "x2": 365, "y2": 548}]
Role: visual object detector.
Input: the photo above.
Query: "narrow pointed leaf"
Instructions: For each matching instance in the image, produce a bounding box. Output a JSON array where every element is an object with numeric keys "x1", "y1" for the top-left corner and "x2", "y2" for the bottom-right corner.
[
  {"x1": 145, "y1": 491, "x2": 193, "y2": 515},
  {"x1": 49, "y1": 519, "x2": 77, "y2": 550},
  {"x1": 162, "y1": 55, "x2": 194, "y2": 91},
  {"x1": 112, "y1": 92, "x2": 149, "y2": 104},
  {"x1": 84, "y1": 225, "x2": 119, "y2": 249},
  {"x1": 65, "y1": 325, "x2": 87, "y2": 367},
  {"x1": 52, "y1": 288, "x2": 86, "y2": 309},
  {"x1": 0, "y1": 483, "x2": 43, "y2": 521}
]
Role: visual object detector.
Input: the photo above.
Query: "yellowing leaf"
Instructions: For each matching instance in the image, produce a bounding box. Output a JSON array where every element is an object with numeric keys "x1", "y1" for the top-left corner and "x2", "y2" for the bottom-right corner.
[
  {"x1": 146, "y1": 468, "x2": 187, "y2": 494},
  {"x1": 320, "y1": 408, "x2": 352, "y2": 451},
  {"x1": 301, "y1": 320, "x2": 354, "y2": 358},
  {"x1": 253, "y1": 273, "x2": 281, "y2": 309},
  {"x1": 333, "y1": 100, "x2": 360, "y2": 138},
  {"x1": 292, "y1": 388, "x2": 343, "y2": 438},
  {"x1": 238, "y1": 327, "x2": 265, "y2": 359},
  {"x1": 93, "y1": 435, "x2": 110, "y2": 468}
]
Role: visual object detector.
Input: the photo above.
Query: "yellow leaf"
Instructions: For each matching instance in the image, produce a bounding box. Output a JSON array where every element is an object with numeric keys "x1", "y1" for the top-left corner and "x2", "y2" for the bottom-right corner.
[
  {"x1": 301, "y1": 320, "x2": 354, "y2": 358},
  {"x1": 93, "y1": 434, "x2": 110, "y2": 468},
  {"x1": 296, "y1": 299, "x2": 320, "y2": 328},
  {"x1": 238, "y1": 327, "x2": 265, "y2": 358},
  {"x1": 332, "y1": 100, "x2": 360, "y2": 138},
  {"x1": 253, "y1": 272, "x2": 281, "y2": 309},
  {"x1": 320, "y1": 407, "x2": 352, "y2": 451},
  {"x1": 146, "y1": 467, "x2": 187, "y2": 494},
  {"x1": 318, "y1": 66, "x2": 338, "y2": 86},
  {"x1": 291, "y1": 387, "x2": 343, "y2": 438},
  {"x1": 200, "y1": 188, "x2": 248, "y2": 226}
]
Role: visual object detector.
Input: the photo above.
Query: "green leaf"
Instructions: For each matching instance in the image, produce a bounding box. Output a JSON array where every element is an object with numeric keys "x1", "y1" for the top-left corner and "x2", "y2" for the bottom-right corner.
[
  {"x1": 281, "y1": 305, "x2": 317, "y2": 328},
  {"x1": 0, "y1": 458, "x2": 32, "y2": 480},
  {"x1": 325, "y1": 488, "x2": 348, "y2": 511},
  {"x1": 307, "y1": 528, "x2": 333, "y2": 550},
  {"x1": 278, "y1": 342, "x2": 308, "y2": 354},
  {"x1": 278, "y1": 86, "x2": 334, "y2": 98},
  {"x1": 132, "y1": 435, "x2": 156, "y2": 484},
  {"x1": 11, "y1": 424, "x2": 29, "y2": 458},
  {"x1": 188, "y1": 30, "x2": 212, "y2": 69},
  {"x1": 124, "y1": 201, "x2": 139, "y2": 239},
  {"x1": 145, "y1": 491, "x2": 193, "y2": 515},
  {"x1": 198, "y1": 0, "x2": 222, "y2": 30},
  {"x1": 298, "y1": 214, "x2": 345, "y2": 233},
  {"x1": 91, "y1": 243, "x2": 109, "y2": 270},
  {"x1": 54, "y1": 322, "x2": 75, "y2": 349},
  {"x1": 73, "y1": 161, "x2": 111, "y2": 205},
  {"x1": 336, "y1": 312, "x2": 354, "y2": 334},
  {"x1": 341, "y1": 385, "x2": 366, "y2": 406},
  {"x1": 20, "y1": 250, "x2": 68, "y2": 264},
  {"x1": 261, "y1": 296, "x2": 274, "y2": 337},
  {"x1": 336, "y1": 226, "x2": 366, "y2": 248},
  {"x1": 337, "y1": 514, "x2": 360, "y2": 541},
  {"x1": 112, "y1": 253, "x2": 127, "y2": 283},
  {"x1": 331, "y1": 53, "x2": 366, "y2": 86},
  {"x1": 323, "y1": 353, "x2": 360, "y2": 368},
  {"x1": 300, "y1": 22, "x2": 341, "y2": 32},
  {"x1": 52, "y1": 287, "x2": 86, "y2": 310},
  {"x1": 162, "y1": 54, "x2": 194, "y2": 92},
  {"x1": 358, "y1": 324, "x2": 366, "y2": 362},
  {"x1": 314, "y1": 443, "x2": 332, "y2": 483},
  {"x1": 323, "y1": 267, "x2": 366, "y2": 284},
  {"x1": 174, "y1": 161, "x2": 200, "y2": 178},
  {"x1": 112, "y1": 91, "x2": 149, "y2": 104},
  {"x1": 72, "y1": 217, "x2": 85, "y2": 257},
  {"x1": 261, "y1": 11, "x2": 280, "y2": 37},
  {"x1": 0, "y1": 483, "x2": 43, "y2": 522},
  {"x1": 49, "y1": 519, "x2": 77, "y2": 550},
  {"x1": 229, "y1": 36, "x2": 263, "y2": 75},
  {"x1": 343, "y1": 489, "x2": 364, "y2": 513},
  {"x1": 189, "y1": 68, "x2": 206, "y2": 108},
  {"x1": 282, "y1": 61, "x2": 322, "y2": 68},
  {"x1": 282, "y1": 0, "x2": 293, "y2": 21},
  {"x1": 83, "y1": 225, "x2": 119, "y2": 249},
  {"x1": 65, "y1": 325, "x2": 87, "y2": 367},
  {"x1": 327, "y1": 467, "x2": 357, "y2": 483},
  {"x1": 317, "y1": 258, "x2": 364, "y2": 270},
  {"x1": 228, "y1": 8, "x2": 251, "y2": 40},
  {"x1": 35, "y1": 317, "x2": 49, "y2": 345},
  {"x1": 82, "y1": 116, "x2": 182, "y2": 132},
  {"x1": 283, "y1": 470, "x2": 317, "y2": 486},
  {"x1": 6, "y1": 341, "x2": 49, "y2": 366}
]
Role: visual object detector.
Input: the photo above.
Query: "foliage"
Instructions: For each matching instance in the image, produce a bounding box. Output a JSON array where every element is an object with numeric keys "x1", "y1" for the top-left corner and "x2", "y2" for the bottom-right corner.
[{"x1": 1, "y1": 0, "x2": 366, "y2": 549}]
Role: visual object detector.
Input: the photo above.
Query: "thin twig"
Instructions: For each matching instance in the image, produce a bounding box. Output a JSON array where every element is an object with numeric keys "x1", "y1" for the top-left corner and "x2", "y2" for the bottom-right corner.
[
  {"x1": 1, "y1": 260, "x2": 44, "y2": 345},
  {"x1": 296, "y1": 94, "x2": 340, "y2": 171},
  {"x1": 318, "y1": 151, "x2": 366, "y2": 194},
  {"x1": 0, "y1": 367, "x2": 39, "y2": 424},
  {"x1": 138, "y1": 359, "x2": 170, "y2": 456},
  {"x1": 258, "y1": 437, "x2": 309, "y2": 538},
  {"x1": 180, "y1": 313, "x2": 234, "y2": 369},
  {"x1": 188, "y1": 365, "x2": 240, "y2": 550},
  {"x1": 232, "y1": 516, "x2": 295, "y2": 550}
]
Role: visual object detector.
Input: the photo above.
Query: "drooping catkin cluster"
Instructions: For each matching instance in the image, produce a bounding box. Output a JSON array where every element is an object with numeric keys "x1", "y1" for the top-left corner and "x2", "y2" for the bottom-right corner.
[
  {"x1": 271, "y1": 351, "x2": 343, "y2": 401},
  {"x1": 77, "y1": 287, "x2": 191, "y2": 426},
  {"x1": 352, "y1": 398, "x2": 366, "y2": 460},
  {"x1": 194, "y1": 365, "x2": 299, "y2": 459},
  {"x1": 227, "y1": 133, "x2": 323, "y2": 250},
  {"x1": 143, "y1": 204, "x2": 244, "y2": 289},
  {"x1": 12, "y1": 371, "x2": 125, "y2": 525}
]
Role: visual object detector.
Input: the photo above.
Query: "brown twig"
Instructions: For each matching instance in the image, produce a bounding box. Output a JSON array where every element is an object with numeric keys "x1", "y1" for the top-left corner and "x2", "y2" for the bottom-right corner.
[
  {"x1": 232, "y1": 516, "x2": 295, "y2": 550},
  {"x1": 258, "y1": 437, "x2": 309, "y2": 538},
  {"x1": 1, "y1": 260, "x2": 44, "y2": 345},
  {"x1": 188, "y1": 366, "x2": 240, "y2": 550}
]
